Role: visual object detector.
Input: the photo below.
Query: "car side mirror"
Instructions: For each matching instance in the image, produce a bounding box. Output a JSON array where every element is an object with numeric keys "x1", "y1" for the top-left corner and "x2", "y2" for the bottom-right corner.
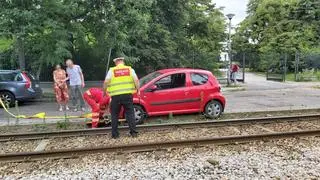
[{"x1": 147, "y1": 85, "x2": 158, "y2": 92}]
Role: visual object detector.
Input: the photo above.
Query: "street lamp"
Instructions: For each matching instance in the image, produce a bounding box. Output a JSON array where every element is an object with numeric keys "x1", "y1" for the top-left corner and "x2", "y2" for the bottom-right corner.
[{"x1": 226, "y1": 13, "x2": 235, "y2": 86}]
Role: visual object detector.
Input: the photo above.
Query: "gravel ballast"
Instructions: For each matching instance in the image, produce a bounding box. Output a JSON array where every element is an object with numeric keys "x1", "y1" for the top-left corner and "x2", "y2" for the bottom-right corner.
[
  {"x1": 1, "y1": 137, "x2": 320, "y2": 179},
  {"x1": 0, "y1": 140, "x2": 38, "y2": 154},
  {"x1": 44, "y1": 120, "x2": 319, "y2": 151},
  {"x1": 2, "y1": 120, "x2": 319, "y2": 153},
  {"x1": 44, "y1": 125, "x2": 264, "y2": 151}
]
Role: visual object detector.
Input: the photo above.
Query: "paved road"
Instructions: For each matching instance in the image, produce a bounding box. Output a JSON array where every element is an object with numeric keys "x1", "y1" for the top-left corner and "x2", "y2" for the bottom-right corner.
[
  {"x1": 224, "y1": 73, "x2": 320, "y2": 112},
  {"x1": 1, "y1": 73, "x2": 320, "y2": 125}
]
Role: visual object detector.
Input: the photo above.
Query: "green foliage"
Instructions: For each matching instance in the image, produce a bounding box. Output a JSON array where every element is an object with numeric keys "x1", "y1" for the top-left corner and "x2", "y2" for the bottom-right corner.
[
  {"x1": 168, "y1": 112, "x2": 174, "y2": 120},
  {"x1": 233, "y1": 0, "x2": 320, "y2": 71},
  {"x1": 56, "y1": 120, "x2": 70, "y2": 130},
  {"x1": 286, "y1": 70, "x2": 320, "y2": 81},
  {"x1": 32, "y1": 124, "x2": 48, "y2": 132},
  {"x1": 0, "y1": 0, "x2": 226, "y2": 79},
  {"x1": 0, "y1": 0, "x2": 78, "y2": 71},
  {"x1": 0, "y1": 38, "x2": 13, "y2": 52}
]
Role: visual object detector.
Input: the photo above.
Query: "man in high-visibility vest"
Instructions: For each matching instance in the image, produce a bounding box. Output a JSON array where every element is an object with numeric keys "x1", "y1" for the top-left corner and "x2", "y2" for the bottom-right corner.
[{"x1": 104, "y1": 57, "x2": 139, "y2": 138}]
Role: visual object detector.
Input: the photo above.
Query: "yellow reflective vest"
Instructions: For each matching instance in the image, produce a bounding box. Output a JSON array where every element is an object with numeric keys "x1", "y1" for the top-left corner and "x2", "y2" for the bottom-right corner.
[{"x1": 107, "y1": 64, "x2": 136, "y2": 96}]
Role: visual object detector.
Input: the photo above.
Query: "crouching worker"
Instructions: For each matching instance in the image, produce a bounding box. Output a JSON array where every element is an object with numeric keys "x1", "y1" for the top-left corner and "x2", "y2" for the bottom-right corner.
[{"x1": 83, "y1": 88, "x2": 110, "y2": 128}]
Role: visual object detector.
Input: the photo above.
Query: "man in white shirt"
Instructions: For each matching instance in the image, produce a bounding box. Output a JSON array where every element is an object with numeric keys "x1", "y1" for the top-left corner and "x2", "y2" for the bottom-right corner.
[{"x1": 66, "y1": 59, "x2": 85, "y2": 112}]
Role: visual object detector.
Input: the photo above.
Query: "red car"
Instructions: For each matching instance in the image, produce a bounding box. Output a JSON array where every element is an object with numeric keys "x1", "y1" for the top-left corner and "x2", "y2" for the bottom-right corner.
[{"x1": 132, "y1": 68, "x2": 226, "y2": 124}]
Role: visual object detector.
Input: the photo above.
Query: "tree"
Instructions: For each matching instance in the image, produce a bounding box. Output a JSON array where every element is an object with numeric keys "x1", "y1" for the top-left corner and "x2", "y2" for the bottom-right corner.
[
  {"x1": 233, "y1": 0, "x2": 320, "y2": 71},
  {"x1": 0, "y1": 0, "x2": 227, "y2": 80}
]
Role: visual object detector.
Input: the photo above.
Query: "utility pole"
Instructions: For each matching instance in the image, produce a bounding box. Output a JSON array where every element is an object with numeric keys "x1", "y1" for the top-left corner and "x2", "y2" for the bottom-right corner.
[
  {"x1": 284, "y1": 53, "x2": 287, "y2": 82},
  {"x1": 243, "y1": 53, "x2": 246, "y2": 83},
  {"x1": 17, "y1": 37, "x2": 25, "y2": 70},
  {"x1": 226, "y1": 13, "x2": 235, "y2": 86},
  {"x1": 294, "y1": 51, "x2": 300, "y2": 81},
  {"x1": 192, "y1": 50, "x2": 195, "y2": 68}
]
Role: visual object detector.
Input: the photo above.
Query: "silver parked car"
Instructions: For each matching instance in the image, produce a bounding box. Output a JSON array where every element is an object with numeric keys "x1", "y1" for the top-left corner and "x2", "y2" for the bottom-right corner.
[{"x1": 0, "y1": 70, "x2": 42, "y2": 106}]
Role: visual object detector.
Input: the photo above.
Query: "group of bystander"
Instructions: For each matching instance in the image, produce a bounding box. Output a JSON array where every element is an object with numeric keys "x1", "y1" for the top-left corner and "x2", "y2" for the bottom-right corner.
[{"x1": 53, "y1": 57, "x2": 139, "y2": 138}]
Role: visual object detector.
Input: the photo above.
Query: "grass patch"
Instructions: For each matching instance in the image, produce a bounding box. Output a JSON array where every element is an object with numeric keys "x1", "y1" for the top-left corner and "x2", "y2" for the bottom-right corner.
[
  {"x1": 56, "y1": 120, "x2": 71, "y2": 130},
  {"x1": 32, "y1": 124, "x2": 48, "y2": 132},
  {"x1": 286, "y1": 70, "x2": 320, "y2": 82},
  {"x1": 285, "y1": 73, "x2": 295, "y2": 81},
  {"x1": 42, "y1": 92, "x2": 55, "y2": 98}
]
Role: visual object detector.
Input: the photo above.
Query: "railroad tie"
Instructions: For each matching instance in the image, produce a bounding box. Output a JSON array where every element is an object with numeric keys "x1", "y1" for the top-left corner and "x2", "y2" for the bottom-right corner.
[
  {"x1": 34, "y1": 139, "x2": 50, "y2": 152},
  {"x1": 291, "y1": 127, "x2": 302, "y2": 131},
  {"x1": 228, "y1": 126, "x2": 242, "y2": 134},
  {"x1": 253, "y1": 125, "x2": 276, "y2": 133},
  {"x1": 306, "y1": 122, "x2": 320, "y2": 129}
]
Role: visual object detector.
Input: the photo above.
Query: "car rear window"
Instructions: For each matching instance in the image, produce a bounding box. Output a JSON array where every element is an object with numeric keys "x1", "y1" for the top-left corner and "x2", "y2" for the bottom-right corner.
[
  {"x1": 191, "y1": 73, "x2": 208, "y2": 86},
  {"x1": 15, "y1": 74, "x2": 24, "y2": 81},
  {"x1": 24, "y1": 72, "x2": 36, "y2": 81}
]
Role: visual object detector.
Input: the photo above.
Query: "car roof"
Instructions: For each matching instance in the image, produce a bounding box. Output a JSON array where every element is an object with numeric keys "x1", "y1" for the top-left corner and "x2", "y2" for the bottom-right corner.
[
  {"x1": 0, "y1": 70, "x2": 21, "y2": 73},
  {"x1": 157, "y1": 68, "x2": 211, "y2": 74}
]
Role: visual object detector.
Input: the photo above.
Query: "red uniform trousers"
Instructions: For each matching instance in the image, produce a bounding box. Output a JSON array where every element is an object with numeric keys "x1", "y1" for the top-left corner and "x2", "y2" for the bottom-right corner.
[
  {"x1": 83, "y1": 88, "x2": 110, "y2": 128},
  {"x1": 83, "y1": 88, "x2": 125, "y2": 128},
  {"x1": 83, "y1": 94, "x2": 105, "y2": 128}
]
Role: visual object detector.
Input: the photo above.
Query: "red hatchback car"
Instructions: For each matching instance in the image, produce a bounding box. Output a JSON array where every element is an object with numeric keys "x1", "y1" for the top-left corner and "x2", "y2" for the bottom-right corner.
[{"x1": 132, "y1": 68, "x2": 226, "y2": 124}]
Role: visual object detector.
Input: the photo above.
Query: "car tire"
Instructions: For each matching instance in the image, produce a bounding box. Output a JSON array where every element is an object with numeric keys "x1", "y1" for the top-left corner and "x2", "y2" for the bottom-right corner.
[
  {"x1": 204, "y1": 100, "x2": 223, "y2": 119},
  {"x1": 0, "y1": 91, "x2": 15, "y2": 107},
  {"x1": 134, "y1": 104, "x2": 146, "y2": 125}
]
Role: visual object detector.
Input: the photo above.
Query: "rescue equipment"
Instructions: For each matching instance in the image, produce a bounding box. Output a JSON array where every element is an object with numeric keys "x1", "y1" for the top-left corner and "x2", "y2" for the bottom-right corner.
[{"x1": 0, "y1": 98, "x2": 92, "y2": 119}]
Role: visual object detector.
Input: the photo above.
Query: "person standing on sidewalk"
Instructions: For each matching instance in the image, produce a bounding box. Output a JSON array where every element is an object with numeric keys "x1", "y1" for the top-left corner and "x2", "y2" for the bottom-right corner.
[
  {"x1": 66, "y1": 59, "x2": 85, "y2": 112},
  {"x1": 53, "y1": 64, "x2": 70, "y2": 111},
  {"x1": 230, "y1": 63, "x2": 240, "y2": 84},
  {"x1": 104, "y1": 57, "x2": 139, "y2": 138}
]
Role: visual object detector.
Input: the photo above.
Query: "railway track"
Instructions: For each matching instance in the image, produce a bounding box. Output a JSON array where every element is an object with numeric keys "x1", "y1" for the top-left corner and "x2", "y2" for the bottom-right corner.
[
  {"x1": 1, "y1": 114, "x2": 320, "y2": 142},
  {"x1": 0, "y1": 114, "x2": 320, "y2": 162}
]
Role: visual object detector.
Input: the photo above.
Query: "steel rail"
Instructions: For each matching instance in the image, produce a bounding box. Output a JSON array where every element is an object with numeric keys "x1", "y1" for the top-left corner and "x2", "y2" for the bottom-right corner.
[
  {"x1": 1, "y1": 114, "x2": 320, "y2": 142},
  {"x1": 0, "y1": 129, "x2": 319, "y2": 162}
]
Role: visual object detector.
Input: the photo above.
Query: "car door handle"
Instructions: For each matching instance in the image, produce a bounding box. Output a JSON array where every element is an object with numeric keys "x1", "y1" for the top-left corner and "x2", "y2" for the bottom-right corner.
[{"x1": 184, "y1": 91, "x2": 189, "y2": 95}]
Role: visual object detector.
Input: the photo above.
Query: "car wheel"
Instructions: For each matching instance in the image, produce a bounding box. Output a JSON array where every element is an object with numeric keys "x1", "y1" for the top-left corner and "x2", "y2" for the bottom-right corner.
[
  {"x1": 205, "y1": 100, "x2": 223, "y2": 119},
  {"x1": 0, "y1": 91, "x2": 15, "y2": 107},
  {"x1": 134, "y1": 105, "x2": 146, "y2": 125}
]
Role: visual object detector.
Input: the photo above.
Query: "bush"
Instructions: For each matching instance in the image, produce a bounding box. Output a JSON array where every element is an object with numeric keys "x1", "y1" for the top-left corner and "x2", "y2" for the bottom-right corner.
[{"x1": 295, "y1": 69, "x2": 319, "y2": 81}]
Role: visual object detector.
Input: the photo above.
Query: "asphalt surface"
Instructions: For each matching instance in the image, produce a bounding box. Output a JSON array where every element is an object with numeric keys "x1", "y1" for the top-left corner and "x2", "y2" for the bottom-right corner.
[
  {"x1": 224, "y1": 73, "x2": 320, "y2": 112},
  {"x1": 1, "y1": 73, "x2": 320, "y2": 125}
]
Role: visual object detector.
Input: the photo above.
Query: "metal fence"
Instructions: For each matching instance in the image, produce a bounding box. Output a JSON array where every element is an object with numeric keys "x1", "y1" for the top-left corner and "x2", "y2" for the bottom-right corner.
[
  {"x1": 264, "y1": 52, "x2": 320, "y2": 82},
  {"x1": 232, "y1": 53, "x2": 246, "y2": 83},
  {"x1": 217, "y1": 52, "x2": 247, "y2": 85},
  {"x1": 265, "y1": 53, "x2": 287, "y2": 82},
  {"x1": 2, "y1": 50, "x2": 319, "y2": 83},
  {"x1": 230, "y1": 51, "x2": 320, "y2": 82}
]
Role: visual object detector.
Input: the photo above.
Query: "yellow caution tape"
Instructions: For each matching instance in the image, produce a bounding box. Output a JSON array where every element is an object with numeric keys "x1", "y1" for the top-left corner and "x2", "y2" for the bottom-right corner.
[
  {"x1": 0, "y1": 98, "x2": 92, "y2": 120},
  {"x1": 0, "y1": 98, "x2": 25, "y2": 118}
]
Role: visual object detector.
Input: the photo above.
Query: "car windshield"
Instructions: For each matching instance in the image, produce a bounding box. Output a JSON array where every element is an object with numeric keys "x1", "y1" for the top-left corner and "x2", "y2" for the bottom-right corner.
[{"x1": 139, "y1": 71, "x2": 162, "y2": 87}]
